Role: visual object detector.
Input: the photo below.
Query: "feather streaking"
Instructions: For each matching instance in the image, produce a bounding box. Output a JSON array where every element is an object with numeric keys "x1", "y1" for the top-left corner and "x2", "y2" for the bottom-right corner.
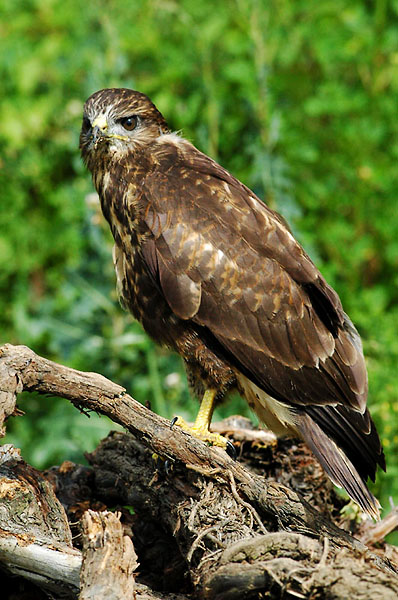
[{"x1": 80, "y1": 88, "x2": 385, "y2": 519}]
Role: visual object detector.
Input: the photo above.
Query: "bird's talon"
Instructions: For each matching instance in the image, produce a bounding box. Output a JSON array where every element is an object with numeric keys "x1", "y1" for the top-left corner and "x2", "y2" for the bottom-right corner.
[
  {"x1": 152, "y1": 453, "x2": 173, "y2": 475},
  {"x1": 170, "y1": 416, "x2": 178, "y2": 430},
  {"x1": 226, "y1": 440, "x2": 237, "y2": 460}
]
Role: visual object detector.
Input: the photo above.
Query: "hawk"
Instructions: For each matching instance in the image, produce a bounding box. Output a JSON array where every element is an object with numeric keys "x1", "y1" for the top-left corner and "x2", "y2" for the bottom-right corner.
[{"x1": 80, "y1": 88, "x2": 385, "y2": 518}]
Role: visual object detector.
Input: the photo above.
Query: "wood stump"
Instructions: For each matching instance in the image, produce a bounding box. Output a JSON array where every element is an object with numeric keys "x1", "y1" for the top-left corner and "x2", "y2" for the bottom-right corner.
[{"x1": 1, "y1": 343, "x2": 398, "y2": 599}]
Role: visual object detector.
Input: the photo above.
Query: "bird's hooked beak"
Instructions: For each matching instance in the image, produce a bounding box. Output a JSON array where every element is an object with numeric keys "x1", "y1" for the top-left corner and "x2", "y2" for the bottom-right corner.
[
  {"x1": 91, "y1": 114, "x2": 108, "y2": 143},
  {"x1": 89, "y1": 113, "x2": 130, "y2": 145}
]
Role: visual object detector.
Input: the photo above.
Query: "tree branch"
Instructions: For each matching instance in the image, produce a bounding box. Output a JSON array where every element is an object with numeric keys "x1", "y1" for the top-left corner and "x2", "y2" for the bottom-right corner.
[
  {"x1": 0, "y1": 344, "x2": 365, "y2": 545},
  {"x1": 1, "y1": 343, "x2": 398, "y2": 599}
]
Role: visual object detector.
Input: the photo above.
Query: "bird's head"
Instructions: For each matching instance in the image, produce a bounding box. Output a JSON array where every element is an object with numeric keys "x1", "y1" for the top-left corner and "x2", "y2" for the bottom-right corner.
[{"x1": 80, "y1": 88, "x2": 169, "y2": 170}]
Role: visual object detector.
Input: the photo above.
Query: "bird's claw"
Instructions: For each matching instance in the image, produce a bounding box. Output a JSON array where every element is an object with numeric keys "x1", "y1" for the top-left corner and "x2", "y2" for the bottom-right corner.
[
  {"x1": 226, "y1": 440, "x2": 237, "y2": 460},
  {"x1": 170, "y1": 415, "x2": 236, "y2": 457},
  {"x1": 152, "y1": 452, "x2": 174, "y2": 475}
]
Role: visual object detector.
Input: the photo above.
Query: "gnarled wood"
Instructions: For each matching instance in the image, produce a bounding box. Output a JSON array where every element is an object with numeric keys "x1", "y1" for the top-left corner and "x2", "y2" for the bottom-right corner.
[
  {"x1": 0, "y1": 445, "x2": 81, "y2": 597},
  {"x1": 0, "y1": 344, "x2": 367, "y2": 545},
  {"x1": 1, "y1": 343, "x2": 398, "y2": 600},
  {"x1": 79, "y1": 510, "x2": 138, "y2": 600},
  {"x1": 85, "y1": 430, "x2": 398, "y2": 599}
]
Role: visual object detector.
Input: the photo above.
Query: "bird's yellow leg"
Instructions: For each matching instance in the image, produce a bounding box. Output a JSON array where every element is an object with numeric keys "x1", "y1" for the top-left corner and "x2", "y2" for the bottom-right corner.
[{"x1": 173, "y1": 389, "x2": 231, "y2": 449}]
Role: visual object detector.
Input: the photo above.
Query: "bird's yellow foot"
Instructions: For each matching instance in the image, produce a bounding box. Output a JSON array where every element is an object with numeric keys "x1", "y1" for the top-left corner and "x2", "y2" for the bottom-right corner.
[
  {"x1": 171, "y1": 389, "x2": 236, "y2": 458},
  {"x1": 171, "y1": 415, "x2": 231, "y2": 449}
]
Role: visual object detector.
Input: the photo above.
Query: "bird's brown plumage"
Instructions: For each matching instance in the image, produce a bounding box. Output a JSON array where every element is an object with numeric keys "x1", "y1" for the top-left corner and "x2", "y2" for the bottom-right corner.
[{"x1": 80, "y1": 88, "x2": 385, "y2": 518}]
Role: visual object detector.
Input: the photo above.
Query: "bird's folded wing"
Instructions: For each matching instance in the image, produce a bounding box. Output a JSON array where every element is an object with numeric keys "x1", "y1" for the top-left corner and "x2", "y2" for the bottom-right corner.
[{"x1": 140, "y1": 144, "x2": 367, "y2": 413}]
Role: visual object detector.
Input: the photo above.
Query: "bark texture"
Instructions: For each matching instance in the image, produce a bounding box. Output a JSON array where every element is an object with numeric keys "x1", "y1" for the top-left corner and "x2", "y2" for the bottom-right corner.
[
  {"x1": 0, "y1": 445, "x2": 81, "y2": 598},
  {"x1": 0, "y1": 343, "x2": 398, "y2": 600},
  {"x1": 79, "y1": 510, "x2": 138, "y2": 600}
]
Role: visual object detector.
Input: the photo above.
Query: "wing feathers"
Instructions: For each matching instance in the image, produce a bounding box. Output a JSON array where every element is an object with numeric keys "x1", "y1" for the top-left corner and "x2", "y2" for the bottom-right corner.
[
  {"x1": 142, "y1": 147, "x2": 370, "y2": 411},
  {"x1": 138, "y1": 138, "x2": 383, "y2": 514},
  {"x1": 155, "y1": 249, "x2": 201, "y2": 319},
  {"x1": 143, "y1": 167, "x2": 368, "y2": 410}
]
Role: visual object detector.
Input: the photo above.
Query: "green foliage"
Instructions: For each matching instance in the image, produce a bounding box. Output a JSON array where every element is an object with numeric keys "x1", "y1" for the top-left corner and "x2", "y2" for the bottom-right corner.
[{"x1": 0, "y1": 0, "x2": 397, "y2": 519}]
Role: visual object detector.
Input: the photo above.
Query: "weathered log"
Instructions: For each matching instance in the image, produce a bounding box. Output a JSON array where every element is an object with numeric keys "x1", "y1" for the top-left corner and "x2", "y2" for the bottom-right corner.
[
  {"x1": 0, "y1": 444, "x2": 81, "y2": 598},
  {"x1": 0, "y1": 448, "x2": 189, "y2": 600},
  {"x1": 1, "y1": 343, "x2": 398, "y2": 600},
  {"x1": 0, "y1": 344, "x2": 371, "y2": 544},
  {"x1": 79, "y1": 510, "x2": 138, "y2": 600},
  {"x1": 85, "y1": 430, "x2": 398, "y2": 599},
  {"x1": 203, "y1": 532, "x2": 398, "y2": 600}
]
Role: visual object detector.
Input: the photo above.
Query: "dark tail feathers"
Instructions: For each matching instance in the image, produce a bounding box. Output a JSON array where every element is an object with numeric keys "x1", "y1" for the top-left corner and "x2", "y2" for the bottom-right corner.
[{"x1": 297, "y1": 411, "x2": 383, "y2": 520}]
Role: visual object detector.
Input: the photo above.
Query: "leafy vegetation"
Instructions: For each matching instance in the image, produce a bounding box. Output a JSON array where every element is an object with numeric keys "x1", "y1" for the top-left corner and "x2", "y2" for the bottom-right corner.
[{"x1": 1, "y1": 0, "x2": 397, "y2": 519}]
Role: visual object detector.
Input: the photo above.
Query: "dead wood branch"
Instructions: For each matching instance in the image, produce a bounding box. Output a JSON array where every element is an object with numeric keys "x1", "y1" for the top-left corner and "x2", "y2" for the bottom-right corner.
[
  {"x1": 360, "y1": 507, "x2": 398, "y2": 546},
  {"x1": 0, "y1": 344, "x2": 368, "y2": 544},
  {"x1": 0, "y1": 447, "x2": 189, "y2": 600},
  {"x1": 0, "y1": 445, "x2": 81, "y2": 597},
  {"x1": 85, "y1": 430, "x2": 398, "y2": 599},
  {"x1": 1, "y1": 343, "x2": 398, "y2": 599},
  {"x1": 79, "y1": 510, "x2": 138, "y2": 600}
]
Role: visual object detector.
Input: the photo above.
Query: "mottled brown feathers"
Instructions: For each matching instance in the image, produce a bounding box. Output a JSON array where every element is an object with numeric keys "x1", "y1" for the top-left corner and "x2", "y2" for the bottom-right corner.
[{"x1": 81, "y1": 88, "x2": 385, "y2": 518}]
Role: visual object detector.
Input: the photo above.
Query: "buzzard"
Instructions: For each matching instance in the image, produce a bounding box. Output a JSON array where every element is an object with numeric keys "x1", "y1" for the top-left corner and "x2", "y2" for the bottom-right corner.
[{"x1": 80, "y1": 88, "x2": 385, "y2": 518}]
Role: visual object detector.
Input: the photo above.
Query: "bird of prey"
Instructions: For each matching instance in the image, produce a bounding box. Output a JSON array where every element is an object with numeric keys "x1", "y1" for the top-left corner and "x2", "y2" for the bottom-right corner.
[{"x1": 80, "y1": 88, "x2": 385, "y2": 519}]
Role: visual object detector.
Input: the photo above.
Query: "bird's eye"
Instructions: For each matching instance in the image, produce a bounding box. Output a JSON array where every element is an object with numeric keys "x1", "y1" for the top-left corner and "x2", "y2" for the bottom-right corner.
[{"x1": 119, "y1": 116, "x2": 138, "y2": 131}]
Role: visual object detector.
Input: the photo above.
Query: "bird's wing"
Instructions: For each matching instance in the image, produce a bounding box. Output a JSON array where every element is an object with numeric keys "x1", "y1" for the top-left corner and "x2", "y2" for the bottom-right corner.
[
  {"x1": 139, "y1": 140, "x2": 385, "y2": 507},
  {"x1": 140, "y1": 140, "x2": 367, "y2": 413}
]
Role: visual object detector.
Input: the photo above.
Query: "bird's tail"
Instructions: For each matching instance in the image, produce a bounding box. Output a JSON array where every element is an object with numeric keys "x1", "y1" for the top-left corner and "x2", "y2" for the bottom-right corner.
[
  {"x1": 238, "y1": 375, "x2": 383, "y2": 520},
  {"x1": 296, "y1": 412, "x2": 381, "y2": 520}
]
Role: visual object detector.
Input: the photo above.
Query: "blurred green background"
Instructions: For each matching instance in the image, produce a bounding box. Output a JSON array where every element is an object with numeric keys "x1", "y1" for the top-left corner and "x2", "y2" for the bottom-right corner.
[{"x1": 0, "y1": 0, "x2": 397, "y2": 517}]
